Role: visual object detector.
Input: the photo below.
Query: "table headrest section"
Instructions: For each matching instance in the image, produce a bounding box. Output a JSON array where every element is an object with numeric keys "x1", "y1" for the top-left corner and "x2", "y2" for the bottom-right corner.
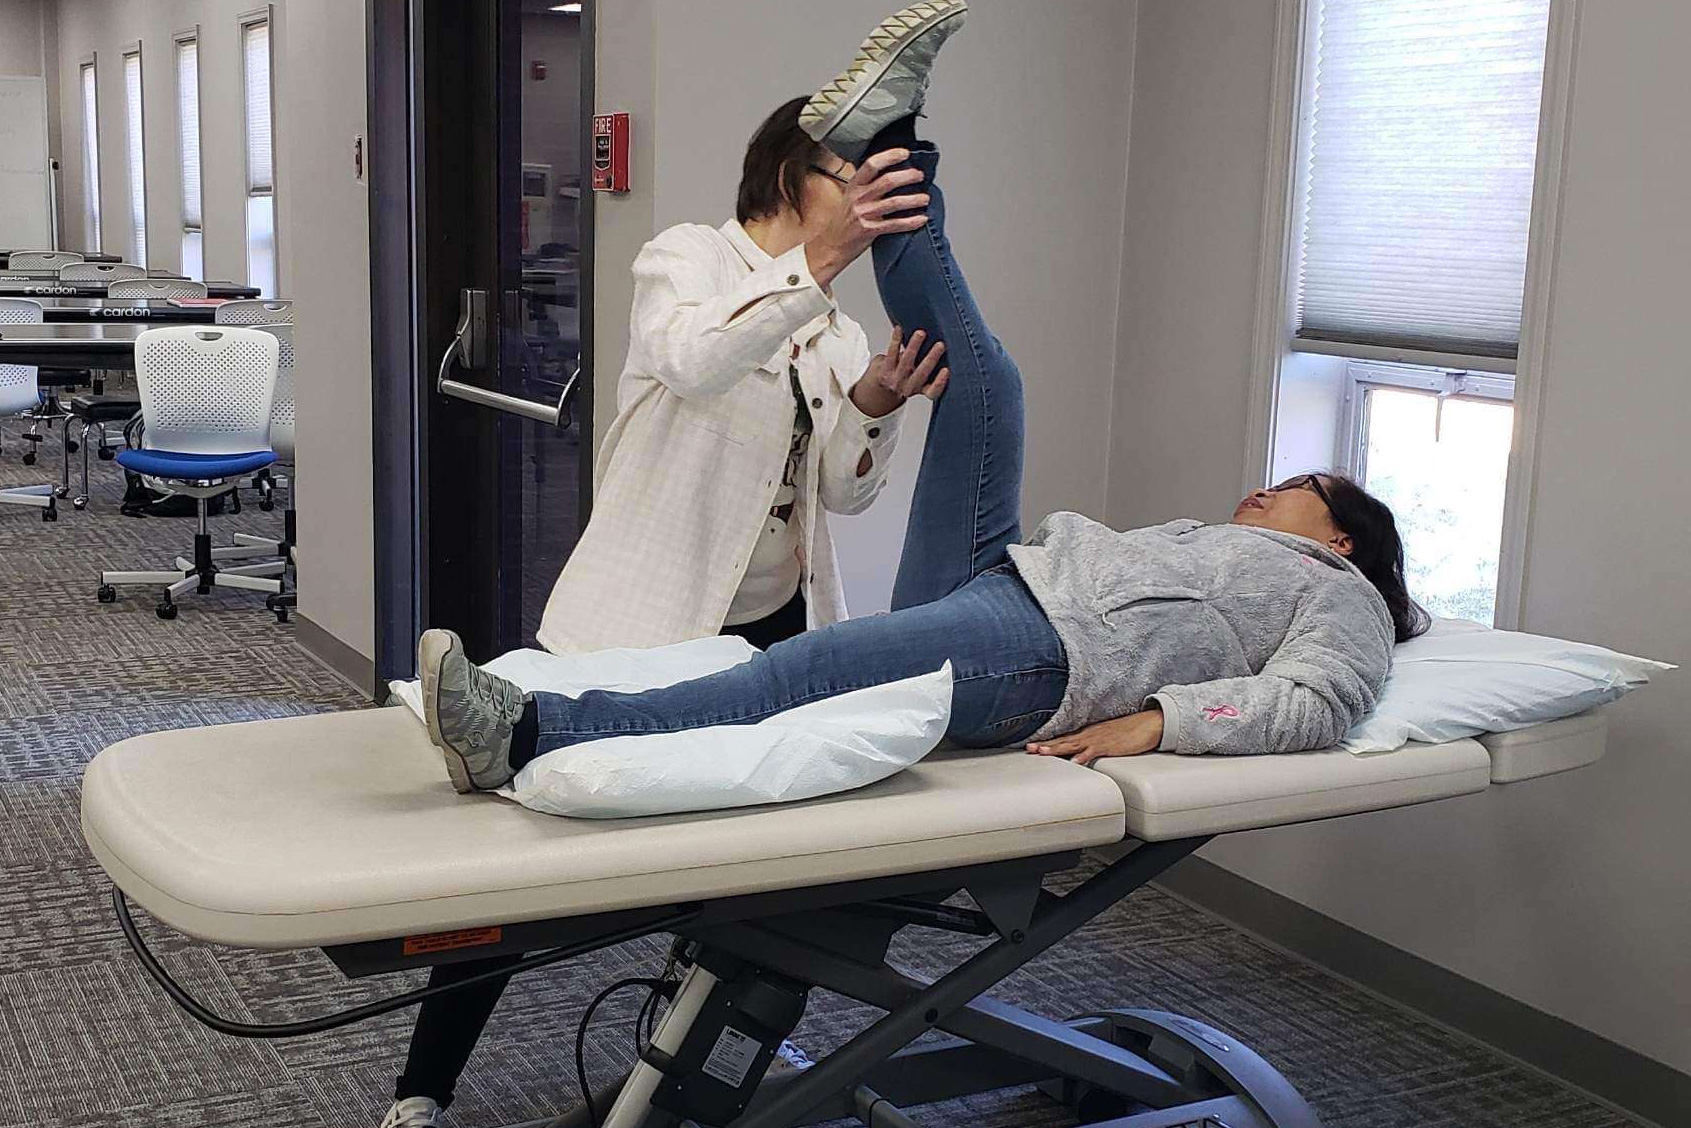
[
  {"x1": 80, "y1": 707, "x2": 1126, "y2": 949},
  {"x1": 1477, "y1": 708, "x2": 1607, "y2": 783},
  {"x1": 1091, "y1": 739, "x2": 1493, "y2": 841}
]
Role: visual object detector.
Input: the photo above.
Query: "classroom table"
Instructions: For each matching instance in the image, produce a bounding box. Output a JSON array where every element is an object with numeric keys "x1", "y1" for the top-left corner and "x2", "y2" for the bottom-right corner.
[
  {"x1": 41, "y1": 301, "x2": 221, "y2": 324},
  {"x1": 0, "y1": 324, "x2": 142, "y2": 370},
  {"x1": 0, "y1": 251, "x2": 121, "y2": 267},
  {"x1": 0, "y1": 279, "x2": 260, "y2": 299}
]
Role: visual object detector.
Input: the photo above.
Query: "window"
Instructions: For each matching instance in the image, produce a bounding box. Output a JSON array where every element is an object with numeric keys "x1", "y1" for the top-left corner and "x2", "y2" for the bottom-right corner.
[
  {"x1": 1268, "y1": 0, "x2": 1554, "y2": 624},
  {"x1": 1343, "y1": 364, "x2": 1514, "y2": 622},
  {"x1": 176, "y1": 34, "x2": 203, "y2": 279},
  {"x1": 80, "y1": 59, "x2": 101, "y2": 249},
  {"x1": 122, "y1": 48, "x2": 147, "y2": 267},
  {"x1": 241, "y1": 14, "x2": 276, "y2": 298}
]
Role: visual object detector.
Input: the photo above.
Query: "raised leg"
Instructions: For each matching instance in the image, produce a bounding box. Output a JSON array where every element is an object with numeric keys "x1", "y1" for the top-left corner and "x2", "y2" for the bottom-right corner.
[{"x1": 871, "y1": 140, "x2": 1026, "y2": 612}]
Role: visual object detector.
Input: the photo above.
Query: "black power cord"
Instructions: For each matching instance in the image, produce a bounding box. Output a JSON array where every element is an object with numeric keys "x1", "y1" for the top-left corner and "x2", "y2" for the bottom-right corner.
[{"x1": 576, "y1": 976, "x2": 668, "y2": 1127}]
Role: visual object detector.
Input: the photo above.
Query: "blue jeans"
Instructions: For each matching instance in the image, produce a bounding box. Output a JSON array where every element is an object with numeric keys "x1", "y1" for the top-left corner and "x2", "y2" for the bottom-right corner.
[{"x1": 529, "y1": 146, "x2": 1067, "y2": 756}]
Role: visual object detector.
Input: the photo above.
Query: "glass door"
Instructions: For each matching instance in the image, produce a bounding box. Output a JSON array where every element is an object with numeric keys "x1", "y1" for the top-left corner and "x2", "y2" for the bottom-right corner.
[{"x1": 370, "y1": 0, "x2": 594, "y2": 677}]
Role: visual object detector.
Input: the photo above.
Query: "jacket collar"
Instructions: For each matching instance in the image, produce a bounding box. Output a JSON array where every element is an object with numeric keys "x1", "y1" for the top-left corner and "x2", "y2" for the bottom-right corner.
[{"x1": 721, "y1": 220, "x2": 840, "y2": 320}]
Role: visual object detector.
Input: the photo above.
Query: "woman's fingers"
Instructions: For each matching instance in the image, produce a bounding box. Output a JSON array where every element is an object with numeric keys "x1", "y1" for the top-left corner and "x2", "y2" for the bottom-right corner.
[
  {"x1": 923, "y1": 368, "x2": 950, "y2": 400},
  {"x1": 856, "y1": 160, "x2": 926, "y2": 199},
  {"x1": 868, "y1": 213, "x2": 931, "y2": 236},
  {"x1": 861, "y1": 192, "x2": 931, "y2": 220},
  {"x1": 902, "y1": 342, "x2": 946, "y2": 396}
]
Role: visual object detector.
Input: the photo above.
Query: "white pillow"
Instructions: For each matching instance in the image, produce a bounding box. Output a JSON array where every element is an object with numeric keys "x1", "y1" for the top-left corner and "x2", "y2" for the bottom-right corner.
[
  {"x1": 503, "y1": 663, "x2": 953, "y2": 818},
  {"x1": 1342, "y1": 618, "x2": 1673, "y2": 753},
  {"x1": 389, "y1": 637, "x2": 955, "y2": 818}
]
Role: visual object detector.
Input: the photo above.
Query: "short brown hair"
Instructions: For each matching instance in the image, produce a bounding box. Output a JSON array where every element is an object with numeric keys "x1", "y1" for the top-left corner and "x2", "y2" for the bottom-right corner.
[{"x1": 736, "y1": 96, "x2": 828, "y2": 225}]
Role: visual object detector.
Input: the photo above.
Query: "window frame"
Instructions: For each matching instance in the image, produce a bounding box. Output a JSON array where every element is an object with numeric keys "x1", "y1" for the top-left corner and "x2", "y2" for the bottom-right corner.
[
  {"x1": 79, "y1": 55, "x2": 102, "y2": 251},
  {"x1": 174, "y1": 26, "x2": 204, "y2": 279},
  {"x1": 121, "y1": 43, "x2": 148, "y2": 267},
  {"x1": 238, "y1": 6, "x2": 278, "y2": 297},
  {"x1": 1244, "y1": 0, "x2": 1583, "y2": 630},
  {"x1": 1339, "y1": 360, "x2": 1516, "y2": 486}
]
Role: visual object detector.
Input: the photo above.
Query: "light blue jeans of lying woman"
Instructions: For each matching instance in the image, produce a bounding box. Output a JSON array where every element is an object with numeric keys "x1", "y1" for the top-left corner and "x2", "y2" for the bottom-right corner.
[{"x1": 521, "y1": 144, "x2": 1068, "y2": 767}]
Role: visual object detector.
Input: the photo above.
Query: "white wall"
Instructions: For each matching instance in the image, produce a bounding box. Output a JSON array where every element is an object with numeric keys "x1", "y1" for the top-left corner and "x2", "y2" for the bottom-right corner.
[
  {"x1": 594, "y1": 0, "x2": 1134, "y2": 612},
  {"x1": 1114, "y1": 0, "x2": 1691, "y2": 1076},
  {"x1": 53, "y1": 0, "x2": 375, "y2": 663}
]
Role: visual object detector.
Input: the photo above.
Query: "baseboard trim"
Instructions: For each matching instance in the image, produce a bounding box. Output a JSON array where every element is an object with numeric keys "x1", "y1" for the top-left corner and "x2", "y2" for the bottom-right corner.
[
  {"x1": 1149, "y1": 854, "x2": 1687, "y2": 1128},
  {"x1": 294, "y1": 613, "x2": 378, "y2": 700}
]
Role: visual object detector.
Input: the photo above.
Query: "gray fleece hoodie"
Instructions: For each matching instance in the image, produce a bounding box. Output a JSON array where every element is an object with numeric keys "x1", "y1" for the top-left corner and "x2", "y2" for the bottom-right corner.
[{"x1": 1007, "y1": 515, "x2": 1394, "y2": 755}]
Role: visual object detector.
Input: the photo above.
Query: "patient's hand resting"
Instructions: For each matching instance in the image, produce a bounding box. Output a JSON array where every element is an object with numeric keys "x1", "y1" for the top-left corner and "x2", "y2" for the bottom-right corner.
[{"x1": 1026, "y1": 708, "x2": 1164, "y2": 767}]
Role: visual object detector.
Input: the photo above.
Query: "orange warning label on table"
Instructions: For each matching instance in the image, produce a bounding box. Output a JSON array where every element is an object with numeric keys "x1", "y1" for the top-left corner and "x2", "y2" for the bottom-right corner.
[{"x1": 402, "y1": 927, "x2": 504, "y2": 956}]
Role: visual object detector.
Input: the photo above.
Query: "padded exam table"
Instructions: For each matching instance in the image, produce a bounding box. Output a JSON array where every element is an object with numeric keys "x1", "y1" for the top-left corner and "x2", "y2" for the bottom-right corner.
[{"x1": 80, "y1": 706, "x2": 1608, "y2": 1128}]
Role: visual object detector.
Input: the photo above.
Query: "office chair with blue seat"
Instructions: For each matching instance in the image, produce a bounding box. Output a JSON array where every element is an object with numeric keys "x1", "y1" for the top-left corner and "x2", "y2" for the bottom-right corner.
[
  {"x1": 0, "y1": 298, "x2": 60, "y2": 521},
  {"x1": 199, "y1": 323, "x2": 299, "y2": 622},
  {"x1": 213, "y1": 300, "x2": 295, "y2": 512},
  {"x1": 96, "y1": 327, "x2": 285, "y2": 620}
]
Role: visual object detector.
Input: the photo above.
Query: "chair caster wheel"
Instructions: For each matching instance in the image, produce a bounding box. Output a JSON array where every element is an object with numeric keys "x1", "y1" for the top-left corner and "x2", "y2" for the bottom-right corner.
[
  {"x1": 97, "y1": 585, "x2": 117, "y2": 603},
  {"x1": 53, "y1": 485, "x2": 69, "y2": 498},
  {"x1": 22, "y1": 452, "x2": 36, "y2": 467},
  {"x1": 98, "y1": 447, "x2": 116, "y2": 461},
  {"x1": 273, "y1": 607, "x2": 289, "y2": 623},
  {"x1": 156, "y1": 601, "x2": 178, "y2": 621},
  {"x1": 41, "y1": 506, "x2": 57, "y2": 522},
  {"x1": 66, "y1": 440, "x2": 80, "y2": 454},
  {"x1": 72, "y1": 497, "x2": 88, "y2": 511},
  {"x1": 259, "y1": 498, "x2": 275, "y2": 512}
]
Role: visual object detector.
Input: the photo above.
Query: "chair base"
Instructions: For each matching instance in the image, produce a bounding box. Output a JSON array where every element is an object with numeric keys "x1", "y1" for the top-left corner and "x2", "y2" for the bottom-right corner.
[
  {"x1": 0, "y1": 483, "x2": 58, "y2": 521},
  {"x1": 99, "y1": 526, "x2": 284, "y2": 620}
]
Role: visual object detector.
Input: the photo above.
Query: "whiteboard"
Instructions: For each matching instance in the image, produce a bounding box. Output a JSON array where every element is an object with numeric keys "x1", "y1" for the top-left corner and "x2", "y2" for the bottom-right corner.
[{"x1": 0, "y1": 76, "x2": 54, "y2": 250}]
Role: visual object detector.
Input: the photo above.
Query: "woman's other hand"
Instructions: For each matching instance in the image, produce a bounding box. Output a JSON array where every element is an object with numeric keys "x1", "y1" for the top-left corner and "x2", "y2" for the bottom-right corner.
[
  {"x1": 852, "y1": 326, "x2": 949, "y2": 418},
  {"x1": 806, "y1": 148, "x2": 931, "y2": 288},
  {"x1": 1026, "y1": 708, "x2": 1165, "y2": 767}
]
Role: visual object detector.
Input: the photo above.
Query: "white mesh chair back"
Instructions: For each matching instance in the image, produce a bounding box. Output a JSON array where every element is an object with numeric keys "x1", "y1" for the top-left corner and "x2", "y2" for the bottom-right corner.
[
  {"x1": 107, "y1": 279, "x2": 210, "y2": 301},
  {"x1": 249, "y1": 324, "x2": 296, "y2": 462},
  {"x1": 60, "y1": 263, "x2": 148, "y2": 283},
  {"x1": 9, "y1": 250, "x2": 84, "y2": 271},
  {"x1": 0, "y1": 299, "x2": 44, "y2": 416},
  {"x1": 214, "y1": 299, "x2": 295, "y2": 326},
  {"x1": 133, "y1": 327, "x2": 280, "y2": 456}
]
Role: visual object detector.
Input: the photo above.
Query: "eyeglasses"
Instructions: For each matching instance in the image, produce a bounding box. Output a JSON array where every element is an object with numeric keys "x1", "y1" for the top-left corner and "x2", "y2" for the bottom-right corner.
[
  {"x1": 1269, "y1": 473, "x2": 1340, "y2": 521},
  {"x1": 809, "y1": 163, "x2": 852, "y2": 186}
]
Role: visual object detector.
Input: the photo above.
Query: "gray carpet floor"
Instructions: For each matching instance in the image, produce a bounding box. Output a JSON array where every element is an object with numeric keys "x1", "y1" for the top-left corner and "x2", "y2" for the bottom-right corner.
[{"x1": 0, "y1": 426, "x2": 1638, "y2": 1128}]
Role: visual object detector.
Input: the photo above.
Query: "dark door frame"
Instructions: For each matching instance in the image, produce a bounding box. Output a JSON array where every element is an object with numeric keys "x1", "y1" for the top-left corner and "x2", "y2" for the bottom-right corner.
[{"x1": 367, "y1": 0, "x2": 595, "y2": 684}]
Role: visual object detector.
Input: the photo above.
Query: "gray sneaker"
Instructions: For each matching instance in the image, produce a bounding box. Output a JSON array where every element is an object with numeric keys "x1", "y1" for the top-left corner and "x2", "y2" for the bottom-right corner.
[
  {"x1": 418, "y1": 628, "x2": 529, "y2": 793},
  {"x1": 379, "y1": 1097, "x2": 444, "y2": 1128},
  {"x1": 799, "y1": 1, "x2": 968, "y2": 165}
]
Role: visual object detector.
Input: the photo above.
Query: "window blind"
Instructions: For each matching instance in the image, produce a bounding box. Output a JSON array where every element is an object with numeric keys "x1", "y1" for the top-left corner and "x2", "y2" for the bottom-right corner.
[
  {"x1": 81, "y1": 61, "x2": 101, "y2": 248},
  {"x1": 123, "y1": 50, "x2": 147, "y2": 267},
  {"x1": 243, "y1": 20, "x2": 273, "y2": 193},
  {"x1": 1295, "y1": 0, "x2": 1552, "y2": 360},
  {"x1": 177, "y1": 38, "x2": 201, "y2": 230}
]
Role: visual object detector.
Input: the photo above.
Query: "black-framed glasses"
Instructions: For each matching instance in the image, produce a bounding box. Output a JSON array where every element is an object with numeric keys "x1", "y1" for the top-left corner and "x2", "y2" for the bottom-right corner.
[
  {"x1": 1270, "y1": 473, "x2": 1338, "y2": 515},
  {"x1": 809, "y1": 163, "x2": 852, "y2": 186}
]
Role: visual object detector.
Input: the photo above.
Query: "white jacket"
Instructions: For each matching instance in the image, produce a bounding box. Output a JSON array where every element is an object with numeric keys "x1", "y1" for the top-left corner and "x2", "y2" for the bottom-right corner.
[{"x1": 537, "y1": 221, "x2": 903, "y2": 654}]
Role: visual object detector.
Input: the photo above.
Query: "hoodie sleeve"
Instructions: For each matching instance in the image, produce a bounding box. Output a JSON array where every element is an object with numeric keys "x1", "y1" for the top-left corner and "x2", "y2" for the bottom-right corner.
[{"x1": 1147, "y1": 579, "x2": 1394, "y2": 756}]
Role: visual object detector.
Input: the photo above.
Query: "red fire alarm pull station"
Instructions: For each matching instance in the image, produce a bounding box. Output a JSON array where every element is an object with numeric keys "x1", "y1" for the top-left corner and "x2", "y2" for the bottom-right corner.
[{"x1": 592, "y1": 112, "x2": 631, "y2": 193}]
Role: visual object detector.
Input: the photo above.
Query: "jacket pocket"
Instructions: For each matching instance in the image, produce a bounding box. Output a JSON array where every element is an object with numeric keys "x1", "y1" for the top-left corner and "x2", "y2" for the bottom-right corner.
[
  {"x1": 679, "y1": 411, "x2": 752, "y2": 447},
  {"x1": 1097, "y1": 584, "x2": 1206, "y2": 626}
]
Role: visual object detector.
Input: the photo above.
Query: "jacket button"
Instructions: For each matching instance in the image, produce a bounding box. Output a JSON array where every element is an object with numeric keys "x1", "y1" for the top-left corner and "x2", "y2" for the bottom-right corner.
[
  {"x1": 811, "y1": 397, "x2": 823, "y2": 409},
  {"x1": 867, "y1": 426, "x2": 881, "y2": 439},
  {"x1": 787, "y1": 274, "x2": 800, "y2": 286}
]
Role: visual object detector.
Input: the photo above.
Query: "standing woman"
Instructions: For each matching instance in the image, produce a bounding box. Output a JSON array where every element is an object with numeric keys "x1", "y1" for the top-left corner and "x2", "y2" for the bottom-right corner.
[{"x1": 536, "y1": 67, "x2": 960, "y2": 655}]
